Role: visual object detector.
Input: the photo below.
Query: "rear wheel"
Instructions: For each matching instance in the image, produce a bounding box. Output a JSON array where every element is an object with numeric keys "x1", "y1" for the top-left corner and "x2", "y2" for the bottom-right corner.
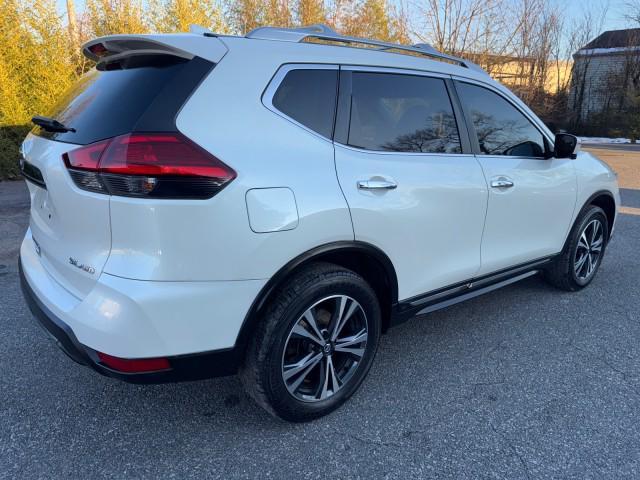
[
  {"x1": 544, "y1": 205, "x2": 609, "y2": 291},
  {"x1": 240, "y1": 263, "x2": 381, "y2": 422}
]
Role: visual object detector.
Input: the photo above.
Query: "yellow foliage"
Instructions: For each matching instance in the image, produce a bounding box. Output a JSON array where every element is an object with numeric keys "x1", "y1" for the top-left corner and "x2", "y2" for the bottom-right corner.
[
  {"x1": 0, "y1": 0, "x2": 77, "y2": 126},
  {"x1": 226, "y1": 0, "x2": 267, "y2": 34},
  {"x1": 85, "y1": 0, "x2": 149, "y2": 36},
  {"x1": 149, "y1": 0, "x2": 228, "y2": 33},
  {"x1": 332, "y1": 0, "x2": 407, "y2": 44},
  {"x1": 296, "y1": 0, "x2": 326, "y2": 25},
  {"x1": 264, "y1": 0, "x2": 293, "y2": 27}
]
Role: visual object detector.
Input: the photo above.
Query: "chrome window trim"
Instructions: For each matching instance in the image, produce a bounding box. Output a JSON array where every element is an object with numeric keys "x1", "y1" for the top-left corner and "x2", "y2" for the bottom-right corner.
[
  {"x1": 262, "y1": 63, "x2": 339, "y2": 143},
  {"x1": 472, "y1": 154, "x2": 553, "y2": 161},
  {"x1": 335, "y1": 142, "x2": 475, "y2": 157}
]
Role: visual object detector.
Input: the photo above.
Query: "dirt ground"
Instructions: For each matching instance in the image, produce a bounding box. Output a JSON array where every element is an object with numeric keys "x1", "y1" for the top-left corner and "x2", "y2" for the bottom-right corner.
[{"x1": 583, "y1": 146, "x2": 640, "y2": 190}]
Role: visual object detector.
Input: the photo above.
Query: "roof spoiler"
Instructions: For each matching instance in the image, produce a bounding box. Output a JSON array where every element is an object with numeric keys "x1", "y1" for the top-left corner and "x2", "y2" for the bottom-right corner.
[
  {"x1": 83, "y1": 37, "x2": 193, "y2": 63},
  {"x1": 82, "y1": 33, "x2": 228, "y2": 65}
]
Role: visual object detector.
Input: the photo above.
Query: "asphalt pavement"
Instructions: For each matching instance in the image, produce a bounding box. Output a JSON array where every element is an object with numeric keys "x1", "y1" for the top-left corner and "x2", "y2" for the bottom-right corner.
[{"x1": 1, "y1": 150, "x2": 640, "y2": 478}]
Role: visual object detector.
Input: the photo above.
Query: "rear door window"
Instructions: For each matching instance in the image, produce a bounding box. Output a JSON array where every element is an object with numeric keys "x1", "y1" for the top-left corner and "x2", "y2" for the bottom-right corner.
[
  {"x1": 272, "y1": 69, "x2": 338, "y2": 138},
  {"x1": 346, "y1": 72, "x2": 461, "y2": 154}
]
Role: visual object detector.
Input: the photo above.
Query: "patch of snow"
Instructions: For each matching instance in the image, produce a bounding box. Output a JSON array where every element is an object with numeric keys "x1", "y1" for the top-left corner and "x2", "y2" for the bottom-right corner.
[
  {"x1": 579, "y1": 137, "x2": 631, "y2": 144},
  {"x1": 577, "y1": 46, "x2": 640, "y2": 56}
]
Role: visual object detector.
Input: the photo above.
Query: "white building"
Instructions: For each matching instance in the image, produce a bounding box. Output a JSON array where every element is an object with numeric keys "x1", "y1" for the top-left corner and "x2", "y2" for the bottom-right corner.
[{"x1": 570, "y1": 28, "x2": 640, "y2": 122}]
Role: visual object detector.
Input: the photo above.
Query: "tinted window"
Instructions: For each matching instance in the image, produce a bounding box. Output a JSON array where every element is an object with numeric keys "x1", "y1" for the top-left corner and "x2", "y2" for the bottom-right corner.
[
  {"x1": 34, "y1": 57, "x2": 196, "y2": 145},
  {"x1": 347, "y1": 72, "x2": 461, "y2": 153},
  {"x1": 457, "y1": 83, "x2": 546, "y2": 157},
  {"x1": 273, "y1": 69, "x2": 338, "y2": 138}
]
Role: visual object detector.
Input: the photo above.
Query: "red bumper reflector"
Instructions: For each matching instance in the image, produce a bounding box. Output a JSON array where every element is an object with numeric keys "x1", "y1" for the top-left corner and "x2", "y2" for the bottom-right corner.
[{"x1": 97, "y1": 352, "x2": 170, "y2": 373}]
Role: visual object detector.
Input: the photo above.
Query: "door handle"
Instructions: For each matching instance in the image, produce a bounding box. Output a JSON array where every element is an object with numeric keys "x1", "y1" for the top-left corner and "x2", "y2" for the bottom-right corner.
[
  {"x1": 490, "y1": 178, "x2": 514, "y2": 189},
  {"x1": 357, "y1": 179, "x2": 397, "y2": 190}
]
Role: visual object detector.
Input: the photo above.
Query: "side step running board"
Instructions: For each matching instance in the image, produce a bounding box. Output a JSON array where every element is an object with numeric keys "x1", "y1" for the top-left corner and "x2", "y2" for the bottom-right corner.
[
  {"x1": 416, "y1": 270, "x2": 538, "y2": 316},
  {"x1": 389, "y1": 255, "x2": 556, "y2": 326}
]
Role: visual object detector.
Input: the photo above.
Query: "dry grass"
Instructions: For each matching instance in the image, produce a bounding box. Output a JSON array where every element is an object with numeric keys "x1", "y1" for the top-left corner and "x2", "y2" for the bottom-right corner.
[{"x1": 583, "y1": 147, "x2": 640, "y2": 190}]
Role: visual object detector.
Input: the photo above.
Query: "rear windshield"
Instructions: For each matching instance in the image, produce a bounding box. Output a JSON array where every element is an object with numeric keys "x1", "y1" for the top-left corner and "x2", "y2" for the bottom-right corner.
[{"x1": 33, "y1": 57, "x2": 209, "y2": 145}]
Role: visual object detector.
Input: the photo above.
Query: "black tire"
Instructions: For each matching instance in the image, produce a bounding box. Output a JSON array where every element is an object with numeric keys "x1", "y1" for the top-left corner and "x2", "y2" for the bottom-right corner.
[
  {"x1": 239, "y1": 262, "x2": 381, "y2": 422},
  {"x1": 544, "y1": 205, "x2": 609, "y2": 291}
]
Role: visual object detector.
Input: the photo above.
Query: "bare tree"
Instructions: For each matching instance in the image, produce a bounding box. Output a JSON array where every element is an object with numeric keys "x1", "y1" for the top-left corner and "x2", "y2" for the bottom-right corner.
[
  {"x1": 417, "y1": 0, "x2": 505, "y2": 57},
  {"x1": 566, "y1": 5, "x2": 610, "y2": 128},
  {"x1": 624, "y1": 0, "x2": 640, "y2": 25}
]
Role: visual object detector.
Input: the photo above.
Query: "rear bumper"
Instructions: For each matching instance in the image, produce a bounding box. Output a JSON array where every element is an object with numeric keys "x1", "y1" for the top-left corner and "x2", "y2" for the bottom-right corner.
[
  {"x1": 20, "y1": 259, "x2": 243, "y2": 382},
  {"x1": 19, "y1": 229, "x2": 266, "y2": 383},
  {"x1": 20, "y1": 259, "x2": 92, "y2": 366}
]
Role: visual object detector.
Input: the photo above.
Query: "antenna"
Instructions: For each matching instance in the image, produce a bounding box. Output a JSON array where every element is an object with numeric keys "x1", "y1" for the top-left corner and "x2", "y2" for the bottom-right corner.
[{"x1": 189, "y1": 25, "x2": 215, "y2": 36}]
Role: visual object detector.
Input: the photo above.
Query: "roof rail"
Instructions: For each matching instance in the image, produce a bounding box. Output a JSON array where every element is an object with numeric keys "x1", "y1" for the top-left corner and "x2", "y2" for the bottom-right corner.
[{"x1": 245, "y1": 24, "x2": 487, "y2": 74}]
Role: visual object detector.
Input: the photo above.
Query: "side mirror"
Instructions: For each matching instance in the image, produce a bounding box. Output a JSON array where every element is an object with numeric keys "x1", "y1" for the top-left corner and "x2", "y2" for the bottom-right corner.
[{"x1": 554, "y1": 133, "x2": 579, "y2": 159}]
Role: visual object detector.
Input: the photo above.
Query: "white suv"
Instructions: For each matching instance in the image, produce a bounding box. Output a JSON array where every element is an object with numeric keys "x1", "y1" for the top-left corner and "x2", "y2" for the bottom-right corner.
[{"x1": 19, "y1": 25, "x2": 620, "y2": 421}]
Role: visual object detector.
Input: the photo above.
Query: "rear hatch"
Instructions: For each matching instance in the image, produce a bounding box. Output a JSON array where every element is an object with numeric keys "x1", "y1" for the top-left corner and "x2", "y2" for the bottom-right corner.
[
  {"x1": 22, "y1": 135, "x2": 112, "y2": 299},
  {"x1": 21, "y1": 35, "x2": 224, "y2": 299}
]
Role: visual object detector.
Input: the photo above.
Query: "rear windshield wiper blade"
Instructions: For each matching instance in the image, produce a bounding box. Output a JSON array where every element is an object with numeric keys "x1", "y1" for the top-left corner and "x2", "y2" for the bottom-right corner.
[{"x1": 31, "y1": 115, "x2": 76, "y2": 133}]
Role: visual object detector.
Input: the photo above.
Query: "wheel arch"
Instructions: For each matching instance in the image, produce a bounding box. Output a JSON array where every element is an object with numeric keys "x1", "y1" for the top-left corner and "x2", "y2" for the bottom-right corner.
[
  {"x1": 235, "y1": 241, "x2": 399, "y2": 351},
  {"x1": 580, "y1": 190, "x2": 616, "y2": 240},
  {"x1": 586, "y1": 190, "x2": 616, "y2": 240}
]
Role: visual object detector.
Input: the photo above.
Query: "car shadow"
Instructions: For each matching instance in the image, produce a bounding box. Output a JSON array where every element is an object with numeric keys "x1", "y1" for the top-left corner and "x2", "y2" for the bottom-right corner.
[{"x1": 64, "y1": 274, "x2": 559, "y2": 427}]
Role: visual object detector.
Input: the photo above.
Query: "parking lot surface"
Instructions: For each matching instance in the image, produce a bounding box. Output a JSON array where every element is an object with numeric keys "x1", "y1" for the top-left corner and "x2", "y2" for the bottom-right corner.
[{"x1": 1, "y1": 147, "x2": 639, "y2": 479}]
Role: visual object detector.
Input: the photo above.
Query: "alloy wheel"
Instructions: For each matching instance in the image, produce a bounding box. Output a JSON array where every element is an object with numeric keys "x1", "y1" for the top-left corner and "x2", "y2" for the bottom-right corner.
[
  {"x1": 574, "y1": 218, "x2": 604, "y2": 281},
  {"x1": 281, "y1": 295, "x2": 368, "y2": 402}
]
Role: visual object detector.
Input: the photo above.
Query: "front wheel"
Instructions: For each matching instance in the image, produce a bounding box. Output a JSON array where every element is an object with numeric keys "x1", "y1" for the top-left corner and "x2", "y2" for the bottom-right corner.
[
  {"x1": 240, "y1": 263, "x2": 381, "y2": 422},
  {"x1": 544, "y1": 205, "x2": 609, "y2": 291}
]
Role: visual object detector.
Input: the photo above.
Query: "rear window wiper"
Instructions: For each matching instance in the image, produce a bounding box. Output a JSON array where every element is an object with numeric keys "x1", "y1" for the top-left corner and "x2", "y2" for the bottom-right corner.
[{"x1": 31, "y1": 115, "x2": 76, "y2": 133}]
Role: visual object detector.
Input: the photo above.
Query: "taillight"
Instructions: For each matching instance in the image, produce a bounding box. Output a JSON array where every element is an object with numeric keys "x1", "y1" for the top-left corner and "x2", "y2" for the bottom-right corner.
[{"x1": 62, "y1": 133, "x2": 236, "y2": 199}]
